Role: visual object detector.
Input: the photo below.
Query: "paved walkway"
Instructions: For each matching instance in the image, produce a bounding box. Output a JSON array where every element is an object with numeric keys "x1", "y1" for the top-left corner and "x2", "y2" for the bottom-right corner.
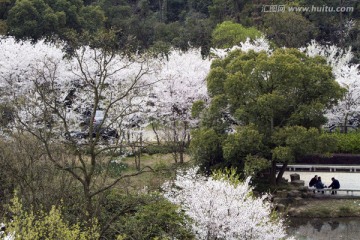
[
  {"x1": 283, "y1": 171, "x2": 360, "y2": 190},
  {"x1": 278, "y1": 164, "x2": 360, "y2": 172}
]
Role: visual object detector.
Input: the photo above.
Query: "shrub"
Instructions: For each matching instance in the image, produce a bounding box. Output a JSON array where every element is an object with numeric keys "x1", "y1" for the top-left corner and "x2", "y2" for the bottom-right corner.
[
  {"x1": 101, "y1": 192, "x2": 193, "y2": 240},
  {"x1": 330, "y1": 132, "x2": 360, "y2": 154},
  {"x1": 1, "y1": 195, "x2": 100, "y2": 240}
]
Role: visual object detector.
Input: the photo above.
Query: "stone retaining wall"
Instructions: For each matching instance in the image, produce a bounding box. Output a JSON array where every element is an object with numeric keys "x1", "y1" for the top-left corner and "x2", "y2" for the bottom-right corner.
[{"x1": 273, "y1": 173, "x2": 313, "y2": 212}]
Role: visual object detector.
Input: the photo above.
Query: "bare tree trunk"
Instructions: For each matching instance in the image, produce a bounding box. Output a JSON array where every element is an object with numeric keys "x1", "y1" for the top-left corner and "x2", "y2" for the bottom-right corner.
[
  {"x1": 270, "y1": 160, "x2": 277, "y2": 186},
  {"x1": 276, "y1": 162, "x2": 288, "y2": 185},
  {"x1": 151, "y1": 122, "x2": 161, "y2": 145},
  {"x1": 344, "y1": 113, "x2": 348, "y2": 134},
  {"x1": 339, "y1": 0, "x2": 344, "y2": 47},
  {"x1": 179, "y1": 141, "x2": 184, "y2": 164}
]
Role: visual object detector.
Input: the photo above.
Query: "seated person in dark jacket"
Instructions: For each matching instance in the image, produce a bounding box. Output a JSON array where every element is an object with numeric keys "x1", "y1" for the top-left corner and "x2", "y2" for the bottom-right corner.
[
  {"x1": 328, "y1": 177, "x2": 340, "y2": 195},
  {"x1": 309, "y1": 175, "x2": 318, "y2": 187},
  {"x1": 315, "y1": 177, "x2": 326, "y2": 193}
]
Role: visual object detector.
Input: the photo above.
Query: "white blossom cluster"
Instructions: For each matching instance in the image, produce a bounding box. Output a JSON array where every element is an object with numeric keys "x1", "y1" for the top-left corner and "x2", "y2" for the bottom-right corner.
[
  {"x1": 0, "y1": 38, "x2": 154, "y2": 135},
  {"x1": 0, "y1": 38, "x2": 210, "y2": 139},
  {"x1": 147, "y1": 49, "x2": 210, "y2": 134},
  {"x1": 303, "y1": 41, "x2": 360, "y2": 127},
  {"x1": 162, "y1": 167, "x2": 293, "y2": 240},
  {"x1": 1, "y1": 35, "x2": 358, "y2": 137},
  {"x1": 211, "y1": 36, "x2": 272, "y2": 58}
]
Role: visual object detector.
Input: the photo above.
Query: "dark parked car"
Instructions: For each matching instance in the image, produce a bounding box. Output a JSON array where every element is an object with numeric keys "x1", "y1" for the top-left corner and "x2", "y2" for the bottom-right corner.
[
  {"x1": 66, "y1": 127, "x2": 119, "y2": 141},
  {"x1": 65, "y1": 130, "x2": 88, "y2": 140},
  {"x1": 66, "y1": 109, "x2": 119, "y2": 141},
  {"x1": 92, "y1": 126, "x2": 119, "y2": 140}
]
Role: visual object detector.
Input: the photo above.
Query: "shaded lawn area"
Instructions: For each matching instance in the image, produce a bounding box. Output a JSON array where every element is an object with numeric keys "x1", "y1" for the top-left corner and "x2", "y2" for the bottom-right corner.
[
  {"x1": 289, "y1": 198, "x2": 360, "y2": 218},
  {"x1": 111, "y1": 153, "x2": 192, "y2": 193}
]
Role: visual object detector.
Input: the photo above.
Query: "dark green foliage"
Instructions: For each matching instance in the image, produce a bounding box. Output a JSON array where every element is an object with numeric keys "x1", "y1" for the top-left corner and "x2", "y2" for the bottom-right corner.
[
  {"x1": 191, "y1": 100, "x2": 205, "y2": 118},
  {"x1": 0, "y1": 20, "x2": 7, "y2": 34},
  {"x1": 298, "y1": 153, "x2": 360, "y2": 165},
  {"x1": 2, "y1": 0, "x2": 358, "y2": 60},
  {"x1": 118, "y1": 198, "x2": 194, "y2": 239},
  {"x1": 272, "y1": 126, "x2": 337, "y2": 162},
  {"x1": 193, "y1": 48, "x2": 344, "y2": 184},
  {"x1": 298, "y1": 0, "x2": 359, "y2": 62},
  {"x1": 190, "y1": 128, "x2": 224, "y2": 172},
  {"x1": 262, "y1": 12, "x2": 316, "y2": 48},
  {"x1": 223, "y1": 125, "x2": 264, "y2": 166},
  {"x1": 6, "y1": 0, "x2": 105, "y2": 42},
  {"x1": 102, "y1": 192, "x2": 194, "y2": 239}
]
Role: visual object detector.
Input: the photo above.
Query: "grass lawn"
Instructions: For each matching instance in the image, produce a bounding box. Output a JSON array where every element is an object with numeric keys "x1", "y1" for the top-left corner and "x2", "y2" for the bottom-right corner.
[
  {"x1": 109, "y1": 153, "x2": 192, "y2": 193},
  {"x1": 289, "y1": 198, "x2": 360, "y2": 218}
]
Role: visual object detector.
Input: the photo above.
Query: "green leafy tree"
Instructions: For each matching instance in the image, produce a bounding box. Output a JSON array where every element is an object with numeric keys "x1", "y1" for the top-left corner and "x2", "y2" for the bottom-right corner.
[
  {"x1": 272, "y1": 126, "x2": 337, "y2": 181},
  {"x1": 330, "y1": 131, "x2": 360, "y2": 154},
  {"x1": 101, "y1": 193, "x2": 194, "y2": 240},
  {"x1": 190, "y1": 128, "x2": 224, "y2": 172},
  {"x1": 7, "y1": 0, "x2": 62, "y2": 41},
  {"x1": 208, "y1": 0, "x2": 246, "y2": 23},
  {"x1": 222, "y1": 124, "x2": 265, "y2": 169},
  {"x1": 194, "y1": 48, "x2": 345, "y2": 184},
  {"x1": 117, "y1": 197, "x2": 193, "y2": 240},
  {"x1": 263, "y1": 12, "x2": 316, "y2": 48},
  {"x1": 6, "y1": 0, "x2": 105, "y2": 42},
  {"x1": 211, "y1": 21, "x2": 262, "y2": 48}
]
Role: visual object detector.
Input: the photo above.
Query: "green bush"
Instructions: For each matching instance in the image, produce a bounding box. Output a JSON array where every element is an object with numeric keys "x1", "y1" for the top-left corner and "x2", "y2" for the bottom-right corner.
[
  {"x1": 329, "y1": 132, "x2": 360, "y2": 154},
  {"x1": 2, "y1": 195, "x2": 100, "y2": 240},
  {"x1": 102, "y1": 193, "x2": 194, "y2": 240}
]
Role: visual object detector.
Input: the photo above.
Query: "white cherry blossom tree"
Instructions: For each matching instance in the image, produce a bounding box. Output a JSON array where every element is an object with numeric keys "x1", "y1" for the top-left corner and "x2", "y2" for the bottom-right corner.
[
  {"x1": 146, "y1": 49, "x2": 210, "y2": 163},
  {"x1": 0, "y1": 37, "x2": 157, "y2": 222},
  {"x1": 162, "y1": 167, "x2": 293, "y2": 240}
]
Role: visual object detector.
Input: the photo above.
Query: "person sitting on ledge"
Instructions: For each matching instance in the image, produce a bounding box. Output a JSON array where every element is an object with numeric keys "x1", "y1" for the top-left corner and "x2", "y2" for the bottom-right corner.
[
  {"x1": 315, "y1": 176, "x2": 326, "y2": 194},
  {"x1": 309, "y1": 175, "x2": 318, "y2": 187},
  {"x1": 328, "y1": 177, "x2": 340, "y2": 195}
]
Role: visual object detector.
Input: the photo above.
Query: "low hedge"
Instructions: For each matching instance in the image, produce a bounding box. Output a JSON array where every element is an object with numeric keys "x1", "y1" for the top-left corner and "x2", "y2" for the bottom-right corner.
[{"x1": 298, "y1": 153, "x2": 360, "y2": 165}]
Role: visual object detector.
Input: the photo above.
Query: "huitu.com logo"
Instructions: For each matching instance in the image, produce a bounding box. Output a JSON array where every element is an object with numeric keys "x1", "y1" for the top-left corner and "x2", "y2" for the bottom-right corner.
[{"x1": 262, "y1": 5, "x2": 354, "y2": 13}]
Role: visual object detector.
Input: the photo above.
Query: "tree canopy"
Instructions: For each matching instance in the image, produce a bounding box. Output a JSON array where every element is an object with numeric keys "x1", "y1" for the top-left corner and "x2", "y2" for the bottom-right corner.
[
  {"x1": 211, "y1": 21, "x2": 262, "y2": 48},
  {"x1": 6, "y1": 0, "x2": 105, "y2": 42},
  {"x1": 192, "y1": 48, "x2": 345, "y2": 184},
  {"x1": 1, "y1": 0, "x2": 358, "y2": 59}
]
